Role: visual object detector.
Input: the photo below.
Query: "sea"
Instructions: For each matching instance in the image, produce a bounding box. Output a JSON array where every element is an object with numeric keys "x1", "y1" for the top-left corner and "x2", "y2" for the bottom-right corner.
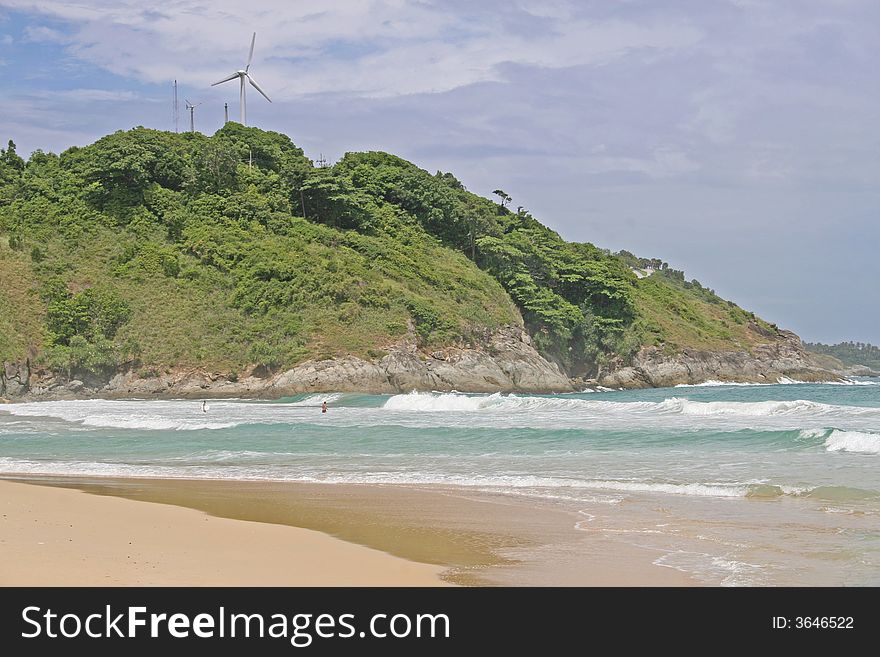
[{"x1": 2, "y1": 378, "x2": 879, "y2": 586}]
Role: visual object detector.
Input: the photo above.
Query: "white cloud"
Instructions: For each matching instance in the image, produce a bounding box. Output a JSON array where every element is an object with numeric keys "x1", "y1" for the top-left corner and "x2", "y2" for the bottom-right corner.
[
  {"x1": 2, "y1": 0, "x2": 880, "y2": 341},
  {"x1": 0, "y1": 1, "x2": 703, "y2": 98},
  {"x1": 567, "y1": 147, "x2": 701, "y2": 180},
  {"x1": 42, "y1": 88, "x2": 141, "y2": 101},
  {"x1": 22, "y1": 24, "x2": 65, "y2": 42}
]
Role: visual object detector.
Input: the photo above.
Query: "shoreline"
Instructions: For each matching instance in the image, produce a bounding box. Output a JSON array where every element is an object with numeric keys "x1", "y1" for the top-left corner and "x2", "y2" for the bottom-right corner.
[
  {"x1": 0, "y1": 478, "x2": 450, "y2": 586},
  {"x1": 1, "y1": 332, "x2": 847, "y2": 402},
  {"x1": 0, "y1": 474, "x2": 699, "y2": 587},
  {"x1": 1, "y1": 367, "x2": 858, "y2": 404}
]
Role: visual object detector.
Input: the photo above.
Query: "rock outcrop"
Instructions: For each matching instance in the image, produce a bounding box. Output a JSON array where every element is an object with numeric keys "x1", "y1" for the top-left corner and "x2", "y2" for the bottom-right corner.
[
  {"x1": 12, "y1": 326, "x2": 575, "y2": 400},
  {"x1": 1, "y1": 327, "x2": 857, "y2": 402},
  {"x1": 597, "y1": 330, "x2": 839, "y2": 388},
  {"x1": 1, "y1": 360, "x2": 30, "y2": 397},
  {"x1": 268, "y1": 327, "x2": 572, "y2": 394}
]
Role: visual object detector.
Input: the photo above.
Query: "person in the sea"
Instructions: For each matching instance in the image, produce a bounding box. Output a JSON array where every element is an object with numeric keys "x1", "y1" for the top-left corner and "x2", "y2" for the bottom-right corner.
[
  {"x1": 322, "y1": 401, "x2": 327, "y2": 414},
  {"x1": 201, "y1": 400, "x2": 208, "y2": 413}
]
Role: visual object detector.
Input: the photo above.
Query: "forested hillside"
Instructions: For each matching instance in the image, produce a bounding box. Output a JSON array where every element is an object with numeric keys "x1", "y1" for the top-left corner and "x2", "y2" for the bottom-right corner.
[
  {"x1": 805, "y1": 342, "x2": 880, "y2": 371},
  {"x1": 0, "y1": 126, "x2": 789, "y2": 383}
]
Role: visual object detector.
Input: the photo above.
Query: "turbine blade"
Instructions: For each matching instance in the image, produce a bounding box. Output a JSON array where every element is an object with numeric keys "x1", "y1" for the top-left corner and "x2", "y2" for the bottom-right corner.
[
  {"x1": 211, "y1": 71, "x2": 239, "y2": 86},
  {"x1": 247, "y1": 75, "x2": 272, "y2": 102},
  {"x1": 246, "y1": 32, "x2": 256, "y2": 71}
]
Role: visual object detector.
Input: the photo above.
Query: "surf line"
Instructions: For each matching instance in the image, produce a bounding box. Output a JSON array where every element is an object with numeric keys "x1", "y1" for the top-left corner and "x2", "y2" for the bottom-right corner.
[{"x1": 197, "y1": 401, "x2": 330, "y2": 413}]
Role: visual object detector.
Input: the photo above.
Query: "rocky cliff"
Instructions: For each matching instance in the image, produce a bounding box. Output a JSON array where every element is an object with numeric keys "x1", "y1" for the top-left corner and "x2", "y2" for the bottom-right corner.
[
  {"x1": 0, "y1": 360, "x2": 30, "y2": 398},
  {"x1": 6, "y1": 326, "x2": 575, "y2": 401},
  {"x1": 2, "y1": 325, "x2": 848, "y2": 402},
  {"x1": 597, "y1": 330, "x2": 838, "y2": 388}
]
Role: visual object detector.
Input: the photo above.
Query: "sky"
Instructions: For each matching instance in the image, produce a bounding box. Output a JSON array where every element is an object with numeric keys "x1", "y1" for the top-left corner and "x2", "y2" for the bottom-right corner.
[{"x1": 1, "y1": 0, "x2": 878, "y2": 344}]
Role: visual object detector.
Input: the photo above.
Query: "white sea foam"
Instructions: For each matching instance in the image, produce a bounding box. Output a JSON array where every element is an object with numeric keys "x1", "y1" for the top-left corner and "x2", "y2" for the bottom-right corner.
[
  {"x1": 0, "y1": 395, "x2": 343, "y2": 431},
  {"x1": 674, "y1": 380, "x2": 770, "y2": 388},
  {"x1": 0, "y1": 454, "x2": 765, "y2": 499},
  {"x1": 776, "y1": 484, "x2": 812, "y2": 496},
  {"x1": 4, "y1": 391, "x2": 879, "y2": 437},
  {"x1": 1, "y1": 402, "x2": 244, "y2": 431},
  {"x1": 279, "y1": 393, "x2": 345, "y2": 406},
  {"x1": 577, "y1": 479, "x2": 750, "y2": 497},
  {"x1": 655, "y1": 397, "x2": 874, "y2": 418},
  {"x1": 653, "y1": 550, "x2": 765, "y2": 586},
  {"x1": 797, "y1": 428, "x2": 829, "y2": 440},
  {"x1": 824, "y1": 430, "x2": 880, "y2": 455},
  {"x1": 80, "y1": 416, "x2": 239, "y2": 431},
  {"x1": 673, "y1": 378, "x2": 880, "y2": 388},
  {"x1": 573, "y1": 509, "x2": 597, "y2": 530},
  {"x1": 382, "y1": 391, "x2": 656, "y2": 413},
  {"x1": 382, "y1": 391, "x2": 879, "y2": 420},
  {"x1": 383, "y1": 391, "x2": 505, "y2": 411}
]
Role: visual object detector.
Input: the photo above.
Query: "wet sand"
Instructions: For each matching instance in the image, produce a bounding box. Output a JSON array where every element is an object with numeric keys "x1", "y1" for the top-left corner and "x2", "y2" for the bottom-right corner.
[
  {"x1": 0, "y1": 479, "x2": 448, "y2": 586},
  {"x1": 0, "y1": 476, "x2": 697, "y2": 586}
]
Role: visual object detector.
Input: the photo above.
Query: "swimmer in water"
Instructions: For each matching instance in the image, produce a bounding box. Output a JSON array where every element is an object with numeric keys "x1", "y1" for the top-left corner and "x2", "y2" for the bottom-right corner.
[
  {"x1": 322, "y1": 401, "x2": 327, "y2": 414},
  {"x1": 201, "y1": 400, "x2": 208, "y2": 413}
]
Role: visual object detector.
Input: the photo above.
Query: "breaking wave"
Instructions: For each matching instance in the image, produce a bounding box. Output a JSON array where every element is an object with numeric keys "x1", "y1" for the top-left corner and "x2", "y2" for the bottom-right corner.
[
  {"x1": 824, "y1": 429, "x2": 880, "y2": 455},
  {"x1": 383, "y1": 391, "x2": 879, "y2": 419}
]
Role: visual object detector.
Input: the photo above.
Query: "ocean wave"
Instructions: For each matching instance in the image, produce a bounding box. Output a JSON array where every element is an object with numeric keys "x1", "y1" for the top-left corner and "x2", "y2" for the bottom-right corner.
[
  {"x1": 0, "y1": 396, "x2": 337, "y2": 431},
  {"x1": 272, "y1": 393, "x2": 345, "y2": 407},
  {"x1": 0, "y1": 456, "x2": 802, "y2": 499},
  {"x1": 383, "y1": 391, "x2": 504, "y2": 411},
  {"x1": 382, "y1": 390, "x2": 664, "y2": 412},
  {"x1": 382, "y1": 391, "x2": 880, "y2": 419},
  {"x1": 824, "y1": 430, "x2": 880, "y2": 455},
  {"x1": 673, "y1": 377, "x2": 879, "y2": 388},
  {"x1": 80, "y1": 416, "x2": 239, "y2": 431},
  {"x1": 655, "y1": 398, "x2": 856, "y2": 417},
  {"x1": 585, "y1": 480, "x2": 754, "y2": 497},
  {"x1": 2, "y1": 453, "x2": 874, "y2": 505},
  {"x1": 674, "y1": 380, "x2": 772, "y2": 388},
  {"x1": 792, "y1": 428, "x2": 880, "y2": 457},
  {"x1": 797, "y1": 428, "x2": 829, "y2": 440}
]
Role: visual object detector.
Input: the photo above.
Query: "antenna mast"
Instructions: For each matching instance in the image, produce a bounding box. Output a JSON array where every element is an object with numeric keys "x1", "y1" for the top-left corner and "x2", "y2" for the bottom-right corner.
[
  {"x1": 224, "y1": 102, "x2": 229, "y2": 124},
  {"x1": 172, "y1": 80, "x2": 179, "y2": 133}
]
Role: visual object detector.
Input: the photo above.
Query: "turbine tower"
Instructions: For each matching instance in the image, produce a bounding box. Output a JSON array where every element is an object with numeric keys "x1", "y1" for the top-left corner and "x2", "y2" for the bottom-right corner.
[
  {"x1": 211, "y1": 32, "x2": 272, "y2": 126},
  {"x1": 185, "y1": 99, "x2": 202, "y2": 132}
]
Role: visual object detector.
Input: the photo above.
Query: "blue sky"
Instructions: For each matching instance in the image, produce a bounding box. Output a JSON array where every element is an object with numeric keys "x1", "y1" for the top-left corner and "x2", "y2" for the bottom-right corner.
[{"x1": 1, "y1": 0, "x2": 878, "y2": 344}]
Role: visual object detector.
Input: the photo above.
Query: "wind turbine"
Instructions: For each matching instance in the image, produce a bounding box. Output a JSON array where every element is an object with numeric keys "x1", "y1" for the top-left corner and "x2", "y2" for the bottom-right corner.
[
  {"x1": 211, "y1": 32, "x2": 272, "y2": 126},
  {"x1": 185, "y1": 99, "x2": 202, "y2": 132}
]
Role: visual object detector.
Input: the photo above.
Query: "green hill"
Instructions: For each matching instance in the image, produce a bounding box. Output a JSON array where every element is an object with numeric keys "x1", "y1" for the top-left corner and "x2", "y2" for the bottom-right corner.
[
  {"x1": 804, "y1": 342, "x2": 880, "y2": 371},
  {"x1": 0, "y1": 126, "x2": 790, "y2": 384}
]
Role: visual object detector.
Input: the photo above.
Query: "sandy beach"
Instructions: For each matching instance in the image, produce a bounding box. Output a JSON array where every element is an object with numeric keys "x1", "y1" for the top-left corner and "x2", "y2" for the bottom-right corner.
[
  {"x1": 0, "y1": 476, "x2": 697, "y2": 586},
  {"x1": 0, "y1": 479, "x2": 448, "y2": 586}
]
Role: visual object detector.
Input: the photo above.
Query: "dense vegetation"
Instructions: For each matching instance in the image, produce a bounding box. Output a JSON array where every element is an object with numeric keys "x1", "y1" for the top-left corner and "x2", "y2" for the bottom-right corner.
[
  {"x1": 805, "y1": 342, "x2": 880, "y2": 371},
  {"x1": 0, "y1": 127, "x2": 783, "y2": 381}
]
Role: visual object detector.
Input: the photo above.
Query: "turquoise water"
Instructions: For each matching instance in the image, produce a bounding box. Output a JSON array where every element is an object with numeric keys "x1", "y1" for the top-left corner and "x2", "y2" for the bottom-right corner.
[{"x1": 2, "y1": 380, "x2": 879, "y2": 585}]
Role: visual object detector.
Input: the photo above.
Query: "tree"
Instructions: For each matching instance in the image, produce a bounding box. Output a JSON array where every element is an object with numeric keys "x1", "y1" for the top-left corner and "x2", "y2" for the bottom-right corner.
[
  {"x1": 1, "y1": 140, "x2": 25, "y2": 173},
  {"x1": 0, "y1": 140, "x2": 25, "y2": 209},
  {"x1": 492, "y1": 189, "x2": 512, "y2": 208},
  {"x1": 300, "y1": 168, "x2": 373, "y2": 230}
]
